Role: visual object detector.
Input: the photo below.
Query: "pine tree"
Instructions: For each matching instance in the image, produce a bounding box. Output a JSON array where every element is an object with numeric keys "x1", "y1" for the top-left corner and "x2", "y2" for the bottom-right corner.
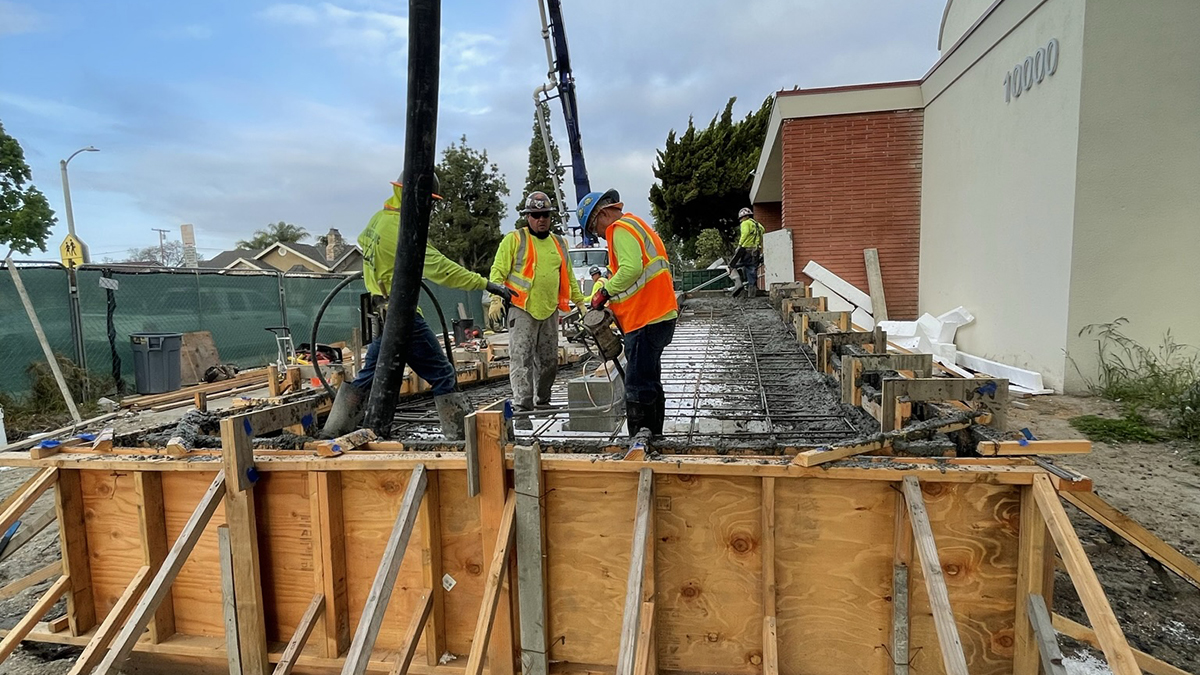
[
  {"x1": 649, "y1": 96, "x2": 772, "y2": 264},
  {"x1": 516, "y1": 102, "x2": 565, "y2": 229},
  {"x1": 430, "y1": 135, "x2": 509, "y2": 275},
  {"x1": 0, "y1": 121, "x2": 57, "y2": 254}
]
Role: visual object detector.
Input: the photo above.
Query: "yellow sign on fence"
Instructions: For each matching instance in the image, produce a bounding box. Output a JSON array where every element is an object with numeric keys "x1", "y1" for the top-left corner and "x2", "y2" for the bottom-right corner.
[{"x1": 59, "y1": 234, "x2": 85, "y2": 267}]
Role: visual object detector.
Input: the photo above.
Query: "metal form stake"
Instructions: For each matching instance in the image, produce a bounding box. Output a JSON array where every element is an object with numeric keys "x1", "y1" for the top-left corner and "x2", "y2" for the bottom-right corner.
[{"x1": 362, "y1": 0, "x2": 442, "y2": 436}]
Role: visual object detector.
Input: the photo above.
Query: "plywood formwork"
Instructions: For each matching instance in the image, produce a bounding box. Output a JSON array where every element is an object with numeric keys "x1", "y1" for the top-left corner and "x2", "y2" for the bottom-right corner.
[{"x1": 0, "y1": 408, "x2": 1118, "y2": 675}]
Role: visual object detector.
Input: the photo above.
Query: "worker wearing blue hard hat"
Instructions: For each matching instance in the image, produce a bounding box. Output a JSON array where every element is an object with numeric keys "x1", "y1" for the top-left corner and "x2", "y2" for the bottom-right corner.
[{"x1": 577, "y1": 189, "x2": 678, "y2": 443}]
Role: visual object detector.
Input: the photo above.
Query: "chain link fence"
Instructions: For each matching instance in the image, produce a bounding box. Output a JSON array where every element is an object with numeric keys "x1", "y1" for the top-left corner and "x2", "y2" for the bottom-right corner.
[{"x1": 1, "y1": 262, "x2": 485, "y2": 396}]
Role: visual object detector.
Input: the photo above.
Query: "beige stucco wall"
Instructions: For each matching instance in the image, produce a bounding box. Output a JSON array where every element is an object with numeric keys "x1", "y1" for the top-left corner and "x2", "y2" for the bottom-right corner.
[
  {"x1": 1063, "y1": 0, "x2": 1200, "y2": 392},
  {"x1": 919, "y1": 0, "x2": 1086, "y2": 391},
  {"x1": 259, "y1": 248, "x2": 324, "y2": 273}
]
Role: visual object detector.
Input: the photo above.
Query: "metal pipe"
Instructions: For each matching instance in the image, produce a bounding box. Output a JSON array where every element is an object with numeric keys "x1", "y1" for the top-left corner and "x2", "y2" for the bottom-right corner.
[{"x1": 362, "y1": 0, "x2": 442, "y2": 436}]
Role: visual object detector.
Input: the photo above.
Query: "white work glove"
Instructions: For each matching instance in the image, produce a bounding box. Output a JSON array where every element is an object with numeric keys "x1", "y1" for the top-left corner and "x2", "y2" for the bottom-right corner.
[{"x1": 488, "y1": 295, "x2": 505, "y2": 325}]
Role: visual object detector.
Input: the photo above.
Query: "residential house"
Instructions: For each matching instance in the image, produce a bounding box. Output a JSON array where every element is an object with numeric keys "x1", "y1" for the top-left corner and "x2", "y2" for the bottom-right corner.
[{"x1": 201, "y1": 228, "x2": 362, "y2": 275}]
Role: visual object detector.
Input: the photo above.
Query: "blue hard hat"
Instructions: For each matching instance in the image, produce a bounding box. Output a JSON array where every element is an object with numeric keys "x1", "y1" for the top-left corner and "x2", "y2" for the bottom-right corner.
[{"x1": 576, "y1": 189, "x2": 620, "y2": 229}]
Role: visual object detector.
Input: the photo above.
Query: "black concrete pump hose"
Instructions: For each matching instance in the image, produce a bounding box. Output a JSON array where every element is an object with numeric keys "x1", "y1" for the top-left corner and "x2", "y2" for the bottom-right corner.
[{"x1": 310, "y1": 271, "x2": 455, "y2": 399}]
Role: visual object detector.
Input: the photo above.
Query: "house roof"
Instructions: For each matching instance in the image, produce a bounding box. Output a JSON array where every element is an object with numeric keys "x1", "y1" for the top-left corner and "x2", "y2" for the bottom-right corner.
[
  {"x1": 199, "y1": 242, "x2": 361, "y2": 274},
  {"x1": 199, "y1": 248, "x2": 264, "y2": 269}
]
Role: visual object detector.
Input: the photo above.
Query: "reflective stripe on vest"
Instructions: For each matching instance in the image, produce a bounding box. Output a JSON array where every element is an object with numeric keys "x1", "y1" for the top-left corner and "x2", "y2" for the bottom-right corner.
[
  {"x1": 503, "y1": 229, "x2": 573, "y2": 312},
  {"x1": 604, "y1": 214, "x2": 678, "y2": 333}
]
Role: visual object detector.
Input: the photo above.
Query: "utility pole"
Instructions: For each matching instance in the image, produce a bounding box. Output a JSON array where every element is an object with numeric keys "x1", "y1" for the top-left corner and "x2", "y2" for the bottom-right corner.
[{"x1": 151, "y1": 228, "x2": 170, "y2": 266}]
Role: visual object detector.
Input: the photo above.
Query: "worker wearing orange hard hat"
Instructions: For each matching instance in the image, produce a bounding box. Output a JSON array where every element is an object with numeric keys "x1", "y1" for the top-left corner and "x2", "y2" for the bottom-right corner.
[{"x1": 576, "y1": 189, "x2": 677, "y2": 442}]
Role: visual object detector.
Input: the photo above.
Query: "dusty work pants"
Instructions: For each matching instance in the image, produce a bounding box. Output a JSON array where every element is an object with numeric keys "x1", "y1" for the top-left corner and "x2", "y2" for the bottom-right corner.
[
  {"x1": 507, "y1": 306, "x2": 560, "y2": 410},
  {"x1": 351, "y1": 314, "x2": 457, "y2": 395},
  {"x1": 623, "y1": 318, "x2": 677, "y2": 435}
]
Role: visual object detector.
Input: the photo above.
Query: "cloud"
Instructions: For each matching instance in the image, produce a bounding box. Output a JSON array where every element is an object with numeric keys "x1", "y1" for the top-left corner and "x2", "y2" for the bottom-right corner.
[
  {"x1": 260, "y1": 2, "x2": 407, "y2": 59},
  {"x1": 0, "y1": 0, "x2": 42, "y2": 35}
]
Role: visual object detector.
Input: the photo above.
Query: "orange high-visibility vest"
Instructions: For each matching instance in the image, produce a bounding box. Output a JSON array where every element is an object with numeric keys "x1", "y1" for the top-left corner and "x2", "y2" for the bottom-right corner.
[
  {"x1": 604, "y1": 214, "x2": 677, "y2": 333},
  {"x1": 503, "y1": 228, "x2": 574, "y2": 313}
]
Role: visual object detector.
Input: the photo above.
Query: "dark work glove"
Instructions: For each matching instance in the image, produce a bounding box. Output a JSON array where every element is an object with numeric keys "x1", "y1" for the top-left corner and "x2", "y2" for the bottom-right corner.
[
  {"x1": 485, "y1": 282, "x2": 513, "y2": 303},
  {"x1": 590, "y1": 287, "x2": 610, "y2": 310}
]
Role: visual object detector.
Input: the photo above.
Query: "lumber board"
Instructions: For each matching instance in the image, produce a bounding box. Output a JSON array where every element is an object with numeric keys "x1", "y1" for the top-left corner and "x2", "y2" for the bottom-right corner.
[
  {"x1": 317, "y1": 428, "x2": 377, "y2": 458},
  {"x1": 56, "y1": 469, "x2": 96, "y2": 635},
  {"x1": 1032, "y1": 474, "x2": 1139, "y2": 675},
  {"x1": 256, "y1": 472, "x2": 317, "y2": 643},
  {"x1": 47, "y1": 615, "x2": 69, "y2": 633},
  {"x1": 161, "y1": 472, "x2": 227, "y2": 637},
  {"x1": 515, "y1": 445, "x2": 548, "y2": 675},
  {"x1": 124, "y1": 369, "x2": 269, "y2": 409},
  {"x1": 762, "y1": 615, "x2": 778, "y2": 675},
  {"x1": 218, "y1": 524, "x2": 242, "y2": 675},
  {"x1": 274, "y1": 593, "x2": 325, "y2": 675},
  {"x1": 475, "y1": 408, "x2": 515, "y2": 675},
  {"x1": 465, "y1": 492, "x2": 517, "y2": 675},
  {"x1": 978, "y1": 439, "x2": 1091, "y2": 456},
  {"x1": 892, "y1": 489, "x2": 912, "y2": 675},
  {"x1": 0, "y1": 560, "x2": 61, "y2": 601},
  {"x1": 1013, "y1": 485, "x2": 1054, "y2": 675},
  {"x1": 632, "y1": 601, "x2": 655, "y2": 675},
  {"x1": 179, "y1": 330, "x2": 221, "y2": 386},
  {"x1": 464, "y1": 413, "x2": 480, "y2": 498},
  {"x1": 0, "y1": 506, "x2": 55, "y2": 562},
  {"x1": 312, "y1": 471, "x2": 349, "y2": 658},
  {"x1": 418, "y1": 470, "x2": 446, "y2": 666},
  {"x1": 762, "y1": 477, "x2": 776, "y2": 617},
  {"x1": 0, "y1": 467, "x2": 57, "y2": 537},
  {"x1": 135, "y1": 471, "x2": 176, "y2": 642},
  {"x1": 342, "y1": 465, "x2": 429, "y2": 675},
  {"x1": 222, "y1": 419, "x2": 271, "y2": 675},
  {"x1": 389, "y1": 590, "x2": 432, "y2": 675},
  {"x1": 94, "y1": 472, "x2": 227, "y2": 674},
  {"x1": 1052, "y1": 613, "x2": 1192, "y2": 675},
  {"x1": 0, "y1": 573, "x2": 70, "y2": 661},
  {"x1": 616, "y1": 469, "x2": 654, "y2": 675},
  {"x1": 864, "y1": 248, "x2": 888, "y2": 322},
  {"x1": 1026, "y1": 595, "x2": 1067, "y2": 675},
  {"x1": 1063, "y1": 490, "x2": 1200, "y2": 590},
  {"x1": 902, "y1": 477, "x2": 969, "y2": 675},
  {"x1": 77, "y1": 577, "x2": 154, "y2": 673},
  {"x1": 436, "y1": 469, "x2": 486, "y2": 656}
]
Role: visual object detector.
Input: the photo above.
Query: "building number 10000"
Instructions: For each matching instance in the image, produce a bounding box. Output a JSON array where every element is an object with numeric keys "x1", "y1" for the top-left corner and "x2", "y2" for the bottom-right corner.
[{"x1": 1004, "y1": 38, "x2": 1059, "y2": 102}]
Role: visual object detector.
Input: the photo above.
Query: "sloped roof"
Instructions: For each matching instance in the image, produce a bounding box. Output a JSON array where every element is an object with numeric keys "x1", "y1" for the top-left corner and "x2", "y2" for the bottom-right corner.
[{"x1": 199, "y1": 248, "x2": 264, "y2": 269}]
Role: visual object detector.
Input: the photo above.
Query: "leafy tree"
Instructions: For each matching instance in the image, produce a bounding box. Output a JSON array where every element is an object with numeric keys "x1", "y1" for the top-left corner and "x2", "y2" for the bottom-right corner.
[
  {"x1": 124, "y1": 240, "x2": 186, "y2": 266},
  {"x1": 0, "y1": 121, "x2": 57, "y2": 254},
  {"x1": 430, "y1": 135, "x2": 509, "y2": 275},
  {"x1": 515, "y1": 102, "x2": 565, "y2": 229},
  {"x1": 693, "y1": 228, "x2": 728, "y2": 269},
  {"x1": 649, "y1": 96, "x2": 772, "y2": 257},
  {"x1": 236, "y1": 221, "x2": 309, "y2": 249}
]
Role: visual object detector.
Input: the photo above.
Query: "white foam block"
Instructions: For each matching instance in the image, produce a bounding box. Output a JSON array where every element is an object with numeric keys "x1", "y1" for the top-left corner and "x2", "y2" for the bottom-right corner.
[
  {"x1": 878, "y1": 320, "x2": 918, "y2": 337},
  {"x1": 955, "y1": 351, "x2": 1050, "y2": 392},
  {"x1": 916, "y1": 313, "x2": 945, "y2": 342},
  {"x1": 852, "y1": 307, "x2": 875, "y2": 331},
  {"x1": 802, "y1": 260, "x2": 872, "y2": 313},
  {"x1": 935, "y1": 306, "x2": 975, "y2": 343},
  {"x1": 809, "y1": 280, "x2": 856, "y2": 312}
]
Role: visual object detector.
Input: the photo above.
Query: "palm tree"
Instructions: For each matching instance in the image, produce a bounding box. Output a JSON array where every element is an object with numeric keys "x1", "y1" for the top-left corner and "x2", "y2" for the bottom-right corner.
[{"x1": 236, "y1": 222, "x2": 310, "y2": 249}]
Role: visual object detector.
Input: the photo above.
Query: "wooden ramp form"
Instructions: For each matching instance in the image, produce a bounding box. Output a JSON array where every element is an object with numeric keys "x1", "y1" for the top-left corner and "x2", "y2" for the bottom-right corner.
[{"x1": 0, "y1": 400, "x2": 1189, "y2": 674}]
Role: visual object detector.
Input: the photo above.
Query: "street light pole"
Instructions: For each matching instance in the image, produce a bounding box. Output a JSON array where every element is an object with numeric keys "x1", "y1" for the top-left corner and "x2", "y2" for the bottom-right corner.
[{"x1": 60, "y1": 145, "x2": 99, "y2": 263}]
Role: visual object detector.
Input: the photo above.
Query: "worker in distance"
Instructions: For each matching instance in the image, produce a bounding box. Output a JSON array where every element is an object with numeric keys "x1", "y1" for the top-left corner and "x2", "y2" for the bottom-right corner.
[
  {"x1": 489, "y1": 191, "x2": 587, "y2": 427},
  {"x1": 321, "y1": 175, "x2": 512, "y2": 440},
  {"x1": 577, "y1": 189, "x2": 677, "y2": 443},
  {"x1": 730, "y1": 206, "x2": 765, "y2": 298},
  {"x1": 585, "y1": 265, "x2": 608, "y2": 303}
]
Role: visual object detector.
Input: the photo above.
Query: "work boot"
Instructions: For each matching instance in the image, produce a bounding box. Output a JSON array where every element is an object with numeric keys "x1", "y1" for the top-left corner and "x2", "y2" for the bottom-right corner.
[
  {"x1": 320, "y1": 382, "x2": 368, "y2": 439},
  {"x1": 434, "y1": 392, "x2": 471, "y2": 441},
  {"x1": 512, "y1": 404, "x2": 533, "y2": 431},
  {"x1": 626, "y1": 401, "x2": 650, "y2": 438},
  {"x1": 648, "y1": 397, "x2": 666, "y2": 437}
]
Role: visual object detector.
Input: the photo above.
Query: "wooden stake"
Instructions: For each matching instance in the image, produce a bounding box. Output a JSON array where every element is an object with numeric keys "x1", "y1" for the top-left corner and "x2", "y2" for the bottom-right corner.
[
  {"x1": 515, "y1": 445, "x2": 549, "y2": 675},
  {"x1": 7, "y1": 254, "x2": 82, "y2": 423},
  {"x1": 1032, "y1": 474, "x2": 1140, "y2": 675},
  {"x1": 274, "y1": 593, "x2": 325, "y2": 675},
  {"x1": 616, "y1": 469, "x2": 654, "y2": 675},
  {"x1": 136, "y1": 471, "x2": 176, "y2": 642},
  {"x1": 313, "y1": 472, "x2": 350, "y2": 658},
  {"x1": 94, "y1": 473, "x2": 227, "y2": 674},
  {"x1": 419, "y1": 470, "x2": 446, "y2": 666},
  {"x1": 0, "y1": 561, "x2": 61, "y2": 601},
  {"x1": 632, "y1": 601, "x2": 655, "y2": 675},
  {"x1": 863, "y1": 248, "x2": 888, "y2": 322},
  {"x1": 901, "y1": 476, "x2": 968, "y2": 675},
  {"x1": 476, "y1": 405, "x2": 515, "y2": 675},
  {"x1": 1013, "y1": 485, "x2": 1053, "y2": 674},
  {"x1": 0, "y1": 467, "x2": 57, "y2": 536},
  {"x1": 221, "y1": 417, "x2": 270, "y2": 675},
  {"x1": 762, "y1": 477, "x2": 778, "y2": 675},
  {"x1": 389, "y1": 590, "x2": 433, "y2": 675},
  {"x1": 465, "y1": 492, "x2": 517, "y2": 675},
  {"x1": 0, "y1": 574, "x2": 70, "y2": 661},
  {"x1": 892, "y1": 488, "x2": 912, "y2": 675},
  {"x1": 341, "y1": 465, "x2": 429, "y2": 675},
  {"x1": 194, "y1": 392, "x2": 208, "y2": 412},
  {"x1": 1026, "y1": 595, "x2": 1067, "y2": 675},
  {"x1": 218, "y1": 524, "x2": 242, "y2": 675}
]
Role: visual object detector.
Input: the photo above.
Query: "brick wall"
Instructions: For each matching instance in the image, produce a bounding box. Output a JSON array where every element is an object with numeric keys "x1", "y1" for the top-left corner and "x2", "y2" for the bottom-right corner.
[
  {"x1": 781, "y1": 109, "x2": 923, "y2": 319},
  {"x1": 753, "y1": 202, "x2": 783, "y2": 232}
]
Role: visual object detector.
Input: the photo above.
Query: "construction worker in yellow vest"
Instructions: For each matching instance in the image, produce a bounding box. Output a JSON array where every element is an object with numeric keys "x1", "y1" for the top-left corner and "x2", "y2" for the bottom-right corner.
[
  {"x1": 585, "y1": 265, "x2": 607, "y2": 302},
  {"x1": 577, "y1": 189, "x2": 678, "y2": 442},
  {"x1": 489, "y1": 191, "x2": 586, "y2": 420},
  {"x1": 732, "y1": 207, "x2": 765, "y2": 297}
]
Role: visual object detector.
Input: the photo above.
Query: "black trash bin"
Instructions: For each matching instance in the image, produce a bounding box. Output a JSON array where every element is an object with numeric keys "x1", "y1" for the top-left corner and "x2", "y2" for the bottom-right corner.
[{"x1": 130, "y1": 332, "x2": 183, "y2": 395}]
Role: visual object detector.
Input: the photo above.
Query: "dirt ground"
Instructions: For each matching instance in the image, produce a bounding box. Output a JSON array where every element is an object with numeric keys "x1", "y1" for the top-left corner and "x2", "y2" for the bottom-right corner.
[{"x1": 2, "y1": 394, "x2": 1199, "y2": 673}]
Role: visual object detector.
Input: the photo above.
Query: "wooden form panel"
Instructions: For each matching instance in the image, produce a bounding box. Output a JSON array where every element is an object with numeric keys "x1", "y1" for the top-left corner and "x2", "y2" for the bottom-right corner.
[
  {"x1": 54, "y1": 461, "x2": 1044, "y2": 674},
  {"x1": 79, "y1": 470, "x2": 142, "y2": 618},
  {"x1": 906, "y1": 482, "x2": 1020, "y2": 675}
]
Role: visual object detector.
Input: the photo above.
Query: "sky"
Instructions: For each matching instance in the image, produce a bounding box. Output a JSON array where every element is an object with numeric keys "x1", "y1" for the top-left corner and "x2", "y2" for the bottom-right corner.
[{"x1": 0, "y1": 0, "x2": 945, "y2": 262}]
